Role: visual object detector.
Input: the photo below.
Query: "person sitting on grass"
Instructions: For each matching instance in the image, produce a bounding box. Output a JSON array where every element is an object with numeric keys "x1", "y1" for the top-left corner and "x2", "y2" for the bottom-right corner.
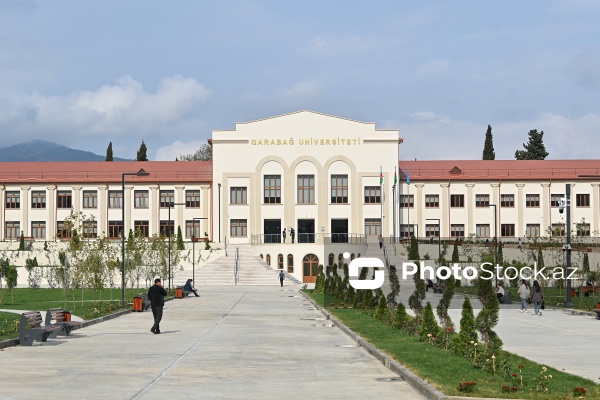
[{"x1": 183, "y1": 279, "x2": 199, "y2": 297}]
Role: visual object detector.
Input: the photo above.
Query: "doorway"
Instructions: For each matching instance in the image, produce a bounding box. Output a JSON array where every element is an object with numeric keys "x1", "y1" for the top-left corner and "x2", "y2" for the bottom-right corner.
[
  {"x1": 331, "y1": 219, "x2": 348, "y2": 243},
  {"x1": 264, "y1": 219, "x2": 281, "y2": 243},
  {"x1": 297, "y1": 219, "x2": 315, "y2": 243}
]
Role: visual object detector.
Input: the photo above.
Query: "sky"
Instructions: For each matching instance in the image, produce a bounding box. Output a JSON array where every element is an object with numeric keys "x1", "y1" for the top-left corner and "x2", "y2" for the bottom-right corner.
[{"x1": 0, "y1": 0, "x2": 599, "y2": 161}]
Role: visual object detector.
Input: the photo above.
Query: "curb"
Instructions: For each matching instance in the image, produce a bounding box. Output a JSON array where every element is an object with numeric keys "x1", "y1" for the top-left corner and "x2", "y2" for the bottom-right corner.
[{"x1": 301, "y1": 292, "x2": 519, "y2": 400}]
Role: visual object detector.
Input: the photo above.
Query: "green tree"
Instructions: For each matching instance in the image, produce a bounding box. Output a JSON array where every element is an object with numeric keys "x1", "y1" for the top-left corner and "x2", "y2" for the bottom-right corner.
[
  {"x1": 436, "y1": 276, "x2": 455, "y2": 329},
  {"x1": 105, "y1": 141, "x2": 113, "y2": 161},
  {"x1": 374, "y1": 296, "x2": 389, "y2": 322},
  {"x1": 497, "y1": 242, "x2": 504, "y2": 266},
  {"x1": 386, "y1": 264, "x2": 400, "y2": 308},
  {"x1": 408, "y1": 264, "x2": 426, "y2": 318},
  {"x1": 25, "y1": 257, "x2": 42, "y2": 289},
  {"x1": 514, "y1": 129, "x2": 549, "y2": 160},
  {"x1": 391, "y1": 303, "x2": 410, "y2": 330},
  {"x1": 408, "y1": 235, "x2": 420, "y2": 260},
  {"x1": 452, "y1": 242, "x2": 459, "y2": 262},
  {"x1": 452, "y1": 297, "x2": 478, "y2": 357},
  {"x1": 137, "y1": 140, "x2": 148, "y2": 161},
  {"x1": 475, "y1": 275, "x2": 502, "y2": 353},
  {"x1": 19, "y1": 231, "x2": 25, "y2": 251},
  {"x1": 420, "y1": 302, "x2": 440, "y2": 342},
  {"x1": 482, "y1": 124, "x2": 495, "y2": 160},
  {"x1": 5, "y1": 264, "x2": 18, "y2": 303},
  {"x1": 176, "y1": 226, "x2": 185, "y2": 250},
  {"x1": 179, "y1": 142, "x2": 212, "y2": 161}
]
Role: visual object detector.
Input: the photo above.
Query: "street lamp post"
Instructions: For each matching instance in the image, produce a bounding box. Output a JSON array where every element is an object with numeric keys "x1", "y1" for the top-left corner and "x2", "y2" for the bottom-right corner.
[
  {"x1": 565, "y1": 184, "x2": 574, "y2": 307},
  {"x1": 192, "y1": 217, "x2": 208, "y2": 285},
  {"x1": 426, "y1": 218, "x2": 441, "y2": 268},
  {"x1": 217, "y1": 183, "x2": 221, "y2": 243},
  {"x1": 167, "y1": 202, "x2": 186, "y2": 292},
  {"x1": 121, "y1": 169, "x2": 149, "y2": 309},
  {"x1": 490, "y1": 204, "x2": 498, "y2": 287}
]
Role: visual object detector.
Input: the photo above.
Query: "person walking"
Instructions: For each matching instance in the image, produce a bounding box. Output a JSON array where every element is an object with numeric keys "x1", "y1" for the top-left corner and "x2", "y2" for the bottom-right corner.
[
  {"x1": 518, "y1": 279, "x2": 530, "y2": 313},
  {"x1": 278, "y1": 270, "x2": 285, "y2": 287},
  {"x1": 290, "y1": 228, "x2": 295, "y2": 243},
  {"x1": 531, "y1": 280, "x2": 544, "y2": 316},
  {"x1": 378, "y1": 234, "x2": 384, "y2": 249},
  {"x1": 282, "y1": 228, "x2": 286, "y2": 243},
  {"x1": 148, "y1": 278, "x2": 168, "y2": 334}
]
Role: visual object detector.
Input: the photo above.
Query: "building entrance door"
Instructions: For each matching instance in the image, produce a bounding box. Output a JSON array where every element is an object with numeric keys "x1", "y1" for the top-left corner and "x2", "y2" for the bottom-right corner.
[
  {"x1": 331, "y1": 219, "x2": 348, "y2": 243},
  {"x1": 264, "y1": 219, "x2": 281, "y2": 243},
  {"x1": 297, "y1": 219, "x2": 315, "y2": 243}
]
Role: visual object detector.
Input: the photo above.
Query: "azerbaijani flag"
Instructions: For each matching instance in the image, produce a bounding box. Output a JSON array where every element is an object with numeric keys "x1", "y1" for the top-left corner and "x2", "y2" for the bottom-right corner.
[
  {"x1": 380, "y1": 166, "x2": 383, "y2": 185},
  {"x1": 393, "y1": 166, "x2": 397, "y2": 186},
  {"x1": 407, "y1": 167, "x2": 411, "y2": 185}
]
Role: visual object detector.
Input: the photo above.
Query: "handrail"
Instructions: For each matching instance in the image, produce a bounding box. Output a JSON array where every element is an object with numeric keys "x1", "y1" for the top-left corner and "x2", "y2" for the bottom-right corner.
[
  {"x1": 224, "y1": 236, "x2": 228, "y2": 257},
  {"x1": 382, "y1": 244, "x2": 390, "y2": 268},
  {"x1": 234, "y1": 246, "x2": 240, "y2": 285},
  {"x1": 251, "y1": 232, "x2": 366, "y2": 244}
]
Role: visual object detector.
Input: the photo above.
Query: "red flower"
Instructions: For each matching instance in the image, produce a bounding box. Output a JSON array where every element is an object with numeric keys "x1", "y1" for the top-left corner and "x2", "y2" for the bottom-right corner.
[
  {"x1": 512, "y1": 373, "x2": 517, "y2": 377},
  {"x1": 419, "y1": 319, "x2": 423, "y2": 323},
  {"x1": 447, "y1": 327, "x2": 452, "y2": 332},
  {"x1": 512, "y1": 387, "x2": 518, "y2": 391},
  {"x1": 518, "y1": 364, "x2": 524, "y2": 369}
]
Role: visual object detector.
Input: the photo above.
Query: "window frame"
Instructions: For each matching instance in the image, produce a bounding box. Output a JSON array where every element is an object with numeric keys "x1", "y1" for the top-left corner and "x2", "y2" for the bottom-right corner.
[
  {"x1": 83, "y1": 190, "x2": 98, "y2": 209},
  {"x1": 330, "y1": 175, "x2": 348, "y2": 204},
  {"x1": 264, "y1": 175, "x2": 282, "y2": 204}
]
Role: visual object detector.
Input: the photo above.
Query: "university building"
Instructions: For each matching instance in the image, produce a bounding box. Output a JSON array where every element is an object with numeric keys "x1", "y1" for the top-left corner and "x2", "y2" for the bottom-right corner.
[{"x1": 1, "y1": 110, "x2": 598, "y2": 283}]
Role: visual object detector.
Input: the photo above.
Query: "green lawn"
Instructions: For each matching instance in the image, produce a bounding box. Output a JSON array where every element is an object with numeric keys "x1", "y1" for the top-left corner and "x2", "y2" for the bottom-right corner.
[{"x1": 307, "y1": 292, "x2": 600, "y2": 399}]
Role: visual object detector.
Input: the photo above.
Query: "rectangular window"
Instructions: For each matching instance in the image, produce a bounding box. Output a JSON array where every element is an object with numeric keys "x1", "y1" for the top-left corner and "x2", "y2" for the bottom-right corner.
[
  {"x1": 83, "y1": 190, "x2": 98, "y2": 209},
  {"x1": 550, "y1": 194, "x2": 564, "y2": 207},
  {"x1": 399, "y1": 224, "x2": 415, "y2": 238},
  {"x1": 450, "y1": 194, "x2": 464, "y2": 208},
  {"x1": 134, "y1": 190, "x2": 149, "y2": 208},
  {"x1": 450, "y1": 224, "x2": 464, "y2": 237},
  {"x1": 476, "y1": 224, "x2": 490, "y2": 237},
  {"x1": 576, "y1": 194, "x2": 590, "y2": 207},
  {"x1": 526, "y1": 194, "x2": 540, "y2": 207},
  {"x1": 134, "y1": 220, "x2": 149, "y2": 237},
  {"x1": 160, "y1": 220, "x2": 175, "y2": 236},
  {"x1": 109, "y1": 190, "x2": 122, "y2": 209},
  {"x1": 230, "y1": 187, "x2": 247, "y2": 204},
  {"x1": 31, "y1": 191, "x2": 46, "y2": 209},
  {"x1": 399, "y1": 195, "x2": 414, "y2": 208},
  {"x1": 425, "y1": 224, "x2": 439, "y2": 237},
  {"x1": 264, "y1": 175, "x2": 282, "y2": 204},
  {"x1": 5, "y1": 221, "x2": 20, "y2": 239},
  {"x1": 57, "y1": 221, "x2": 70, "y2": 239},
  {"x1": 160, "y1": 190, "x2": 175, "y2": 208},
  {"x1": 57, "y1": 190, "x2": 72, "y2": 209},
  {"x1": 330, "y1": 175, "x2": 348, "y2": 204},
  {"x1": 185, "y1": 220, "x2": 202, "y2": 238},
  {"x1": 500, "y1": 194, "x2": 514, "y2": 207},
  {"x1": 577, "y1": 223, "x2": 591, "y2": 237},
  {"x1": 475, "y1": 194, "x2": 490, "y2": 207},
  {"x1": 31, "y1": 221, "x2": 46, "y2": 239},
  {"x1": 551, "y1": 223, "x2": 565, "y2": 237},
  {"x1": 297, "y1": 175, "x2": 315, "y2": 204},
  {"x1": 82, "y1": 221, "x2": 97, "y2": 238},
  {"x1": 364, "y1": 218, "x2": 381, "y2": 236},
  {"x1": 526, "y1": 224, "x2": 540, "y2": 237},
  {"x1": 425, "y1": 194, "x2": 439, "y2": 208},
  {"x1": 186, "y1": 190, "x2": 201, "y2": 208},
  {"x1": 6, "y1": 191, "x2": 20, "y2": 209},
  {"x1": 230, "y1": 219, "x2": 247, "y2": 237},
  {"x1": 108, "y1": 221, "x2": 123, "y2": 238},
  {"x1": 501, "y1": 224, "x2": 515, "y2": 237},
  {"x1": 363, "y1": 186, "x2": 381, "y2": 204}
]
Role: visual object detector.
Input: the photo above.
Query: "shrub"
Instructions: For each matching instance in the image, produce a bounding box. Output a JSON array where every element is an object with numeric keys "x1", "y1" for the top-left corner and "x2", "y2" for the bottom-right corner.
[
  {"x1": 391, "y1": 303, "x2": 410, "y2": 330},
  {"x1": 420, "y1": 301, "x2": 440, "y2": 342},
  {"x1": 374, "y1": 296, "x2": 389, "y2": 321}
]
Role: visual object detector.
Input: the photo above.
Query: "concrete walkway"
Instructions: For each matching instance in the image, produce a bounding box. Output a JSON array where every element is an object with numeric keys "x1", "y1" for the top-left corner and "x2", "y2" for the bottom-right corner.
[{"x1": 0, "y1": 285, "x2": 425, "y2": 400}]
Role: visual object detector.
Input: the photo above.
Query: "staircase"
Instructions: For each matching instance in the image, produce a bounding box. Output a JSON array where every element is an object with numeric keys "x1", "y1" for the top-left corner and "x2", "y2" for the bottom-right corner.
[
  {"x1": 363, "y1": 242, "x2": 416, "y2": 292},
  {"x1": 173, "y1": 245, "x2": 302, "y2": 286}
]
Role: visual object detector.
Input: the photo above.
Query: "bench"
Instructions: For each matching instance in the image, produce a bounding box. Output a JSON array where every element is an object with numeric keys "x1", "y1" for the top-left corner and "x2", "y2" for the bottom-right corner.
[
  {"x1": 19, "y1": 311, "x2": 62, "y2": 346},
  {"x1": 433, "y1": 284, "x2": 444, "y2": 294},
  {"x1": 45, "y1": 308, "x2": 82, "y2": 336},
  {"x1": 580, "y1": 286, "x2": 600, "y2": 297},
  {"x1": 594, "y1": 308, "x2": 600, "y2": 320}
]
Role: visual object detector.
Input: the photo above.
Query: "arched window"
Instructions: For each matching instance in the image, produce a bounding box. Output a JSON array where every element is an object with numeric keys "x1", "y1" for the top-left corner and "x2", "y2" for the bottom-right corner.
[
  {"x1": 287, "y1": 254, "x2": 294, "y2": 273},
  {"x1": 328, "y1": 253, "x2": 334, "y2": 266},
  {"x1": 302, "y1": 254, "x2": 319, "y2": 283},
  {"x1": 266, "y1": 254, "x2": 271, "y2": 266},
  {"x1": 278, "y1": 254, "x2": 284, "y2": 269}
]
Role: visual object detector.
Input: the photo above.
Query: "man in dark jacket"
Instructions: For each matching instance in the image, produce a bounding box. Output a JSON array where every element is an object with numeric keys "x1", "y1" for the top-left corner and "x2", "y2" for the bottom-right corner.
[{"x1": 148, "y1": 278, "x2": 168, "y2": 334}]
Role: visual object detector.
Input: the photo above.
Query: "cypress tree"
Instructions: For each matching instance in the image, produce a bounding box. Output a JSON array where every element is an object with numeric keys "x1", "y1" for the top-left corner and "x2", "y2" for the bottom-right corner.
[
  {"x1": 105, "y1": 141, "x2": 113, "y2": 161},
  {"x1": 475, "y1": 275, "x2": 502, "y2": 352},
  {"x1": 452, "y1": 242, "x2": 459, "y2": 262},
  {"x1": 137, "y1": 140, "x2": 148, "y2": 161},
  {"x1": 391, "y1": 303, "x2": 410, "y2": 330},
  {"x1": 482, "y1": 124, "x2": 495, "y2": 160},
  {"x1": 514, "y1": 129, "x2": 549, "y2": 160},
  {"x1": 176, "y1": 226, "x2": 184, "y2": 250},
  {"x1": 374, "y1": 296, "x2": 388, "y2": 321},
  {"x1": 452, "y1": 297, "x2": 478, "y2": 356},
  {"x1": 19, "y1": 232, "x2": 25, "y2": 251},
  {"x1": 408, "y1": 235, "x2": 420, "y2": 260},
  {"x1": 420, "y1": 302, "x2": 440, "y2": 342}
]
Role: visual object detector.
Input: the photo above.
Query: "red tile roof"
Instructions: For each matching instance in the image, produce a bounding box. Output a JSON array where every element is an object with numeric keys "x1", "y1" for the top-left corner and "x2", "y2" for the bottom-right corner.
[
  {"x1": 0, "y1": 161, "x2": 212, "y2": 183},
  {"x1": 398, "y1": 160, "x2": 600, "y2": 181}
]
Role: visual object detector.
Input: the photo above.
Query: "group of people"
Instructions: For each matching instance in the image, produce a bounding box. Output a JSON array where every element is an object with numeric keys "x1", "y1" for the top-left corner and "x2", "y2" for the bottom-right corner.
[
  {"x1": 281, "y1": 228, "x2": 296, "y2": 243},
  {"x1": 496, "y1": 279, "x2": 544, "y2": 316}
]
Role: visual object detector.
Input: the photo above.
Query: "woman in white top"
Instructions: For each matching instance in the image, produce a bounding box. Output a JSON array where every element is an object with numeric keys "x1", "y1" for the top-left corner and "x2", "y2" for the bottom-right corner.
[{"x1": 517, "y1": 279, "x2": 530, "y2": 313}]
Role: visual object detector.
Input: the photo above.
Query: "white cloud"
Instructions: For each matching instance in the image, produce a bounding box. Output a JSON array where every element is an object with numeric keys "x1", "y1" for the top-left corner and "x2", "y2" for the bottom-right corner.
[{"x1": 155, "y1": 140, "x2": 208, "y2": 161}]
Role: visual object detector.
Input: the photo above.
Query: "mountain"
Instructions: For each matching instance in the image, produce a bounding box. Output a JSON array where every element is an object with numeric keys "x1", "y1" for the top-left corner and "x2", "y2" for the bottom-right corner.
[{"x1": 0, "y1": 140, "x2": 129, "y2": 162}]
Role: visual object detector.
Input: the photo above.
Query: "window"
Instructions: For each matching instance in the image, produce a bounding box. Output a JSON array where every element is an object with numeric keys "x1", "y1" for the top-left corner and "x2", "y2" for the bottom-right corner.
[
  {"x1": 31, "y1": 191, "x2": 46, "y2": 209},
  {"x1": 330, "y1": 175, "x2": 348, "y2": 204},
  {"x1": 303, "y1": 254, "x2": 319, "y2": 278},
  {"x1": 230, "y1": 219, "x2": 247, "y2": 237},
  {"x1": 364, "y1": 186, "x2": 380, "y2": 204},
  {"x1": 6, "y1": 191, "x2": 20, "y2": 209},
  {"x1": 134, "y1": 220, "x2": 149, "y2": 237},
  {"x1": 5, "y1": 221, "x2": 20, "y2": 239},
  {"x1": 264, "y1": 175, "x2": 281, "y2": 204},
  {"x1": 298, "y1": 175, "x2": 315, "y2": 204},
  {"x1": 526, "y1": 224, "x2": 540, "y2": 237},
  {"x1": 526, "y1": 194, "x2": 540, "y2": 207},
  {"x1": 185, "y1": 220, "x2": 202, "y2": 238},
  {"x1": 450, "y1": 194, "x2": 464, "y2": 208},
  {"x1": 577, "y1": 223, "x2": 591, "y2": 237},
  {"x1": 501, "y1": 224, "x2": 515, "y2": 237},
  {"x1": 31, "y1": 221, "x2": 46, "y2": 239},
  {"x1": 576, "y1": 194, "x2": 590, "y2": 207},
  {"x1": 57, "y1": 190, "x2": 72, "y2": 209},
  {"x1": 109, "y1": 190, "x2": 122, "y2": 209},
  {"x1": 287, "y1": 254, "x2": 294, "y2": 273},
  {"x1": 425, "y1": 195, "x2": 439, "y2": 208},
  {"x1": 108, "y1": 221, "x2": 123, "y2": 238},
  {"x1": 550, "y1": 194, "x2": 564, "y2": 207},
  {"x1": 425, "y1": 224, "x2": 439, "y2": 237},
  {"x1": 399, "y1": 195, "x2": 414, "y2": 208},
  {"x1": 82, "y1": 221, "x2": 97, "y2": 238},
  {"x1": 551, "y1": 223, "x2": 565, "y2": 237},
  {"x1": 475, "y1": 194, "x2": 489, "y2": 207},
  {"x1": 266, "y1": 254, "x2": 271, "y2": 266},
  {"x1": 500, "y1": 194, "x2": 514, "y2": 207},
  {"x1": 160, "y1": 190, "x2": 175, "y2": 208},
  {"x1": 400, "y1": 224, "x2": 415, "y2": 238},
  {"x1": 278, "y1": 254, "x2": 284, "y2": 269},
  {"x1": 57, "y1": 221, "x2": 70, "y2": 239},
  {"x1": 364, "y1": 218, "x2": 381, "y2": 236},
  {"x1": 134, "y1": 190, "x2": 149, "y2": 208},
  {"x1": 160, "y1": 220, "x2": 175, "y2": 236},
  {"x1": 230, "y1": 187, "x2": 247, "y2": 204},
  {"x1": 328, "y1": 253, "x2": 335, "y2": 266},
  {"x1": 83, "y1": 190, "x2": 98, "y2": 209},
  {"x1": 476, "y1": 224, "x2": 490, "y2": 237},
  {"x1": 186, "y1": 190, "x2": 201, "y2": 208},
  {"x1": 450, "y1": 224, "x2": 464, "y2": 237}
]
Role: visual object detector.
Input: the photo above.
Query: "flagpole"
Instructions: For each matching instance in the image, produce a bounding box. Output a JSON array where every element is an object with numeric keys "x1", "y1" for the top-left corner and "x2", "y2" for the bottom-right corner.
[
  {"x1": 392, "y1": 183, "x2": 396, "y2": 243},
  {"x1": 380, "y1": 166, "x2": 383, "y2": 239}
]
